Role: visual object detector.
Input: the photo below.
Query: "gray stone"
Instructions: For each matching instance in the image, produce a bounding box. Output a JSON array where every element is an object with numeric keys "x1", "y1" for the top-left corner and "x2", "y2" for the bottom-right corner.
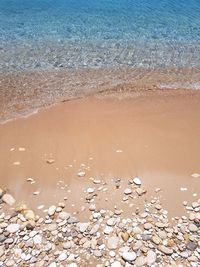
[
  {"x1": 135, "y1": 256, "x2": 146, "y2": 266},
  {"x1": 144, "y1": 223, "x2": 153, "y2": 230},
  {"x1": 186, "y1": 241, "x2": 197, "y2": 251},
  {"x1": 93, "y1": 250, "x2": 102, "y2": 257},
  {"x1": 188, "y1": 223, "x2": 198, "y2": 232}
]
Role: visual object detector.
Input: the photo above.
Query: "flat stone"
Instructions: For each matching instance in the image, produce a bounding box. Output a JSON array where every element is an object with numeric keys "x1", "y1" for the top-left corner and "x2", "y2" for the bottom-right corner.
[
  {"x1": 136, "y1": 188, "x2": 146, "y2": 196},
  {"x1": 147, "y1": 250, "x2": 157, "y2": 265},
  {"x1": 93, "y1": 250, "x2": 102, "y2": 257},
  {"x1": 133, "y1": 177, "x2": 142, "y2": 185},
  {"x1": 2, "y1": 194, "x2": 16, "y2": 206},
  {"x1": 107, "y1": 236, "x2": 119, "y2": 250},
  {"x1": 48, "y1": 205, "x2": 57, "y2": 216},
  {"x1": 188, "y1": 223, "x2": 198, "y2": 232},
  {"x1": 152, "y1": 235, "x2": 161, "y2": 245},
  {"x1": 107, "y1": 218, "x2": 117, "y2": 226},
  {"x1": 135, "y1": 256, "x2": 147, "y2": 267},
  {"x1": 77, "y1": 171, "x2": 86, "y2": 177},
  {"x1": 186, "y1": 241, "x2": 197, "y2": 251},
  {"x1": 0, "y1": 246, "x2": 4, "y2": 257},
  {"x1": 58, "y1": 252, "x2": 67, "y2": 261},
  {"x1": 6, "y1": 260, "x2": 15, "y2": 266},
  {"x1": 144, "y1": 223, "x2": 153, "y2": 230},
  {"x1": 87, "y1": 187, "x2": 94, "y2": 194},
  {"x1": 180, "y1": 251, "x2": 189, "y2": 258},
  {"x1": 59, "y1": 211, "x2": 70, "y2": 220},
  {"x1": 122, "y1": 251, "x2": 136, "y2": 262},
  {"x1": 124, "y1": 188, "x2": 132, "y2": 195},
  {"x1": 111, "y1": 261, "x2": 121, "y2": 267},
  {"x1": 6, "y1": 223, "x2": 20, "y2": 233},
  {"x1": 78, "y1": 223, "x2": 89, "y2": 233},
  {"x1": 33, "y1": 234, "x2": 42, "y2": 245},
  {"x1": 158, "y1": 245, "x2": 173, "y2": 255},
  {"x1": 104, "y1": 226, "x2": 113, "y2": 235},
  {"x1": 47, "y1": 224, "x2": 57, "y2": 232}
]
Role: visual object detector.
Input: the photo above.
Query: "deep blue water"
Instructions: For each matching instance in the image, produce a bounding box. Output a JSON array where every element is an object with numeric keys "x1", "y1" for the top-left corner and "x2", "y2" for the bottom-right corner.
[{"x1": 1, "y1": 0, "x2": 200, "y2": 71}]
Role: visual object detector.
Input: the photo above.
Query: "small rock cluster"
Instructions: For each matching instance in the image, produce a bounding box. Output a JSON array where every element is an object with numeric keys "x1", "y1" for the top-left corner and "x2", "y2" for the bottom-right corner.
[{"x1": 0, "y1": 179, "x2": 199, "y2": 267}]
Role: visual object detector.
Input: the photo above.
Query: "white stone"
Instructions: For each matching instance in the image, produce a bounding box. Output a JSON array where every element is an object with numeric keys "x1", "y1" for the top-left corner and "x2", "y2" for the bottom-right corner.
[
  {"x1": 111, "y1": 261, "x2": 121, "y2": 267},
  {"x1": 107, "y1": 236, "x2": 119, "y2": 250},
  {"x1": 133, "y1": 177, "x2": 142, "y2": 185},
  {"x1": 33, "y1": 234, "x2": 42, "y2": 245},
  {"x1": 59, "y1": 212, "x2": 70, "y2": 220},
  {"x1": 87, "y1": 187, "x2": 94, "y2": 194},
  {"x1": 147, "y1": 250, "x2": 157, "y2": 265},
  {"x1": 6, "y1": 224, "x2": 20, "y2": 233},
  {"x1": 122, "y1": 251, "x2": 136, "y2": 262},
  {"x1": 2, "y1": 193, "x2": 16, "y2": 206},
  {"x1": 68, "y1": 264, "x2": 77, "y2": 267},
  {"x1": 124, "y1": 188, "x2": 132, "y2": 195},
  {"x1": 78, "y1": 223, "x2": 89, "y2": 233},
  {"x1": 48, "y1": 205, "x2": 57, "y2": 216},
  {"x1": 58, "y1": 252, "x2": 67, "y2": 261},
  {"x1": 77, "y1": 171, "x2": 86, "y2": 177},
  {"x1": 49, "y1": 263, "x2": 57, "y2": 267}
]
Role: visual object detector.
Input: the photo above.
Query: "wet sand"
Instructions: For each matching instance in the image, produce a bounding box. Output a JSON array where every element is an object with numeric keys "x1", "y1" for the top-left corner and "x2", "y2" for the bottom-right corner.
[{"x1": 0, "y1": 90, "x2": 200, "y2": 219}]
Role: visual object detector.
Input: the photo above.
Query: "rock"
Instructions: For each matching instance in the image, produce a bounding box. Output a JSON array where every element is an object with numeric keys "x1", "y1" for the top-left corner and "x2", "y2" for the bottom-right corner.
[
  {"x1": 142, "y1": 234, "x2": 151, "y2": 241},
  {"x1": 33, "y1": 234, "x2": 42, "y2": 245},
  {"x1": 0, "y1": 188, "x2": 3, "y2": 197},
  {"x1": 2, "y1": 193, "x2": 16, "y2": 206},
  {"x1": 147, "y1": 250, "x2": 157, "y2": 265},
  {"x1": 24, "y1": 210, "x2": 35, "y2": 221},
  {"x1": 107, "y1": 218, "x2": 117, "y2": 226},
  {"x1": 188, "y1": 223, "x2": 198, "y2": 232},
  {"x1": 180, "y1": 251, "x2": 189, "y2": 258},
  {"x1": 122, "y1": 251, "x2": 136, "y2": 262},
  {"x1": 144, "y1": 223, "x2": 153, "y2": 230},
  {"x1": 132, "y1": 226, "x2": 142, "y2": 234},
  {"x1": 120, "y1": 232, "x2": 130, "y2": 242},
  {"x1": 111, "y1": 261, "x2": 121, "y2": 267},
  {"x1": 135, "y1": 256, "x2": 146, "y2": 266},
  {"x1": 133, "y1": 177, "x2": 142, "y2": 185},
  {"x1": 78, "y1": 223, "x2": 89, "y2": 233},
  {"x1": 0, "y1": 246, "x2": 4, "y2": 257},
  {"x1": 48, "y1": 205, "x2": 57, "y2": 216},
  {"x1": 186, "y1": 241, "x2": 197, "y2": 251},
  {"x1": 158, "y1": 245, "x2": 173, "y2": 255},
  {"x1": 87, "y1": 188, "x2": 94, "y2": 194},
  {"x1": 58, "y1": 252, "x2": 67, "y2": 261},
  {"x1": 152, "y1": 235, "x2": 161, "y2": 245},
  {"x1": 6, "y1": 223, "x2": 20, "y2": 233},
  {"x1": 93, "y1": 250, "x2": 102, "y2": 257},
  {"x1": 104, "y1": 226, "x2": 113, "y2": 235},
  {"x1": 46, "y1": 159, "x2": 55, "y2": 164},
  {"x1": 59, "y1": 211, "x2": 70, "y2": 220},
  {"x1": 47, "y1": 224, "x2": 57, "y2": 231},
  {"x1": 124, "y1": 188, "x2": 132, "y2": 195},
  {"x1": 6, "y1": 260, "x2": 15, "y2": 266},
  {"x1": 77, "y1": 171, "x2": 86, "y2": 177},
  {"x1": 107, "y1": 236, "x2": 119, "y2": 250},
  {"x1": 136, "y1": 188, "x2": 146, "y2": 196},
  {"x1": 68, "y1": 264, "x2": 77, "y2": 267},
  {"x1": 49, "y1": 263, "x2": 57, "y2": 267},
  {"x1": 63, "y1": 241, "x2": 72, "y2": 249}
]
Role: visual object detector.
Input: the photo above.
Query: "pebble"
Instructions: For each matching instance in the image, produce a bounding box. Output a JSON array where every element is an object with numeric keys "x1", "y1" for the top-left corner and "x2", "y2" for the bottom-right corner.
[
  {"x1": 188, "y1": 223, "x2": 198, "y2": 232},
  {"x1": 68, "y1": 264, "x2": 77, "y2": 267},
  {"x1": 135, "y1": 256, "x2": 146, "y2": 267},
  {"x1": 107, "y1": 218, "x2": 117, "y2": 226},
  {"x1": 152, "y1": 235, "x2": 161, "y2": 245},
  {"x1": 48, "y1": 205, "x2": 57, "y2": 216},
  {"x1": 122, "y1": 251, "x2": 136, "y2": 262},
  {"x1": 133, "y1": 177, "x2": 142, "y2": 185},
  {"x1": 111, "y1": 261, "x2": 121, "y2": 267},
  {"x1": 124, "y1": 188, "x2": 132, "y2": 195},
  {"x1": 147, "y1": 250, "x2": 157, "y2": 265},
  {"x1": 2, "y1": 193, "x2": 16, "y2": 206},
  {"x1": 77, "y1": 171, "x2": 86, "y2": 177},
  {"x1": 186, "y1": 241, "x2": 197, "y2": 251},
  {"x1": 107, "y1": 236, "x2": 119, "y2": 250},
  {"x1": 6, "y1": 223, "x2": 20, "y2": 233},
  {"x1": 33, "y1": 234, "x2": 42, "y2": 245},
  {"x1": 144, "y1": 223, "x2": 153, "y2": 230},
  {"x1": 79, "y1": 223, "x2": 89, "y2": 233},
  {"x1": 58, "y1": 252, "x2": 67, "y2": 261},
  {"x1": 158, "y1": 245, "x2": 173, "y2": 255},
  {"x1": 0, "y1": 246, "x2": 4, "y2": 257},
  {"x1": 59, "y1": 211, "x2": 70, "y2": 220},
  {"x1": 87, "y1": 187, "x2": 95, "y2": 194}
]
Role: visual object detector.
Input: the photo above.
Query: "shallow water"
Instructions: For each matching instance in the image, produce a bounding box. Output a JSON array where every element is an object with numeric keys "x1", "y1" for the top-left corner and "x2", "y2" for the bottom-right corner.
[{"x1": 1, "y1": 0, "x2": 200, "y2": 71}]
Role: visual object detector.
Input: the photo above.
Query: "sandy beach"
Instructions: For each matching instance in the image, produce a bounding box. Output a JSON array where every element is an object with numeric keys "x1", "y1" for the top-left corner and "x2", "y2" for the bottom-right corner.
[{"x1": 0, "y1": 81, "x2": 200, "y2": 266}]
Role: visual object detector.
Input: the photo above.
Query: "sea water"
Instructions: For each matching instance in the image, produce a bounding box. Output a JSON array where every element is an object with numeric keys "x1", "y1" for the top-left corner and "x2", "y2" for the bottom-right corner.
[{"x1": 1, "y1": 0, "x2": 200, "y2": 72}]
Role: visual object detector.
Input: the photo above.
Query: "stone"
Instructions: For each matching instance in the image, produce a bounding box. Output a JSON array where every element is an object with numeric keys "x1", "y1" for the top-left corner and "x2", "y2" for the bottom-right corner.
[
  {"x1": 0, "y1": 188, "x2": 3, "y2": 197},
  {"x1": 78, "y1": 223, "x2": 89, "y2": 233},
  {"x1": 186, "y1": 241, "x2": 197, "y2": 251},
  {"x1": 6, "y1": 260, "x2": 15, "y2": 266},
  {"x1": 135, "y1": 256, "x2": 146, "y2": 267},
  {"x1": 0, "y1": 246, "x2": 4, "y2": 257},
  {"x1": 58, "y1": 252, "x2": 67, "y2": 261},
  {"x1": 120, "y1": 232, "x2": 129, "y2": 242},
  {"x1": 133, "y1": 177, "x2": 142, "y2": 185},
  {"x1": 59, "y1": 211, "x2": 70, "y2": 220},
  {"x1": 48, "y1": 205, "x2": 57, "y2": 216},
  {"x1": 124, "y1": 188, "x2": 132, "y2": 195},
  {"x1": 93, "y1": 250, "x2": 102, "y2": 257},
  {"x1": 24, "y1": 210, "x2": 35, "y2": 221},
  {"x1": 122, "y1": 251, "x2": 136, "y2": 262},
  {"x1": 33, "y1": 234, "x2": 42, "y2": 245},
  {"x1": 147, "y1": 250, "x2": 157, "y2": 265},
  {"x1": 77, "y1": 171, "x2": 86, "y2": 177},
  {"x1": 104, "y1": 226, "x2": 113, "y2": 235},
  {"x1": 152, "y1": 235, "x2": 161, "y2": 245},
  {"x1": 107, "y1": 236, "x2": 119, "y2": 250},
  {"x1": 107, "y1": 218, "x2": 117, "y2": 226},
  {"x1": 68, "y1": 264, "x2": 77, "y2": 267},
  {"x1": 144, "y1": 223, "x2": 153, "y2": 230},
  {"x1": 46, "y1": 159, "x2": 55, "y2": 164},
  {"x1": 87, "y1": 187, "x2": 94, "y2": 193},
  {"x1": 136, "y1": 188, "x2": 146, "y2": 196},
  {"x1": 158, "y1": 245, "x2": 173, "y2": 255},
  {"x1": 6, "y1": 223, "x2": 20, "y2": 233},
  {"x1": 2, "y1": 193, "x2": 16, "y2": 206},
  {"x1": 111, "y1": 261, "x2": 121, "y2": 267},
  {"x1": 188, "y1": 223, "x2": 198, "y2": 232},
  {"x1": 49, "y1": 263, "x2": 57, "y2": 267}
]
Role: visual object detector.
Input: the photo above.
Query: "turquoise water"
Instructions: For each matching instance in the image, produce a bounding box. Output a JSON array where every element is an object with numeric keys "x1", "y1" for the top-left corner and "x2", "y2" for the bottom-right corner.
[{"x1": 1, "y1": 0, "x2": 200, "y2": 72}]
